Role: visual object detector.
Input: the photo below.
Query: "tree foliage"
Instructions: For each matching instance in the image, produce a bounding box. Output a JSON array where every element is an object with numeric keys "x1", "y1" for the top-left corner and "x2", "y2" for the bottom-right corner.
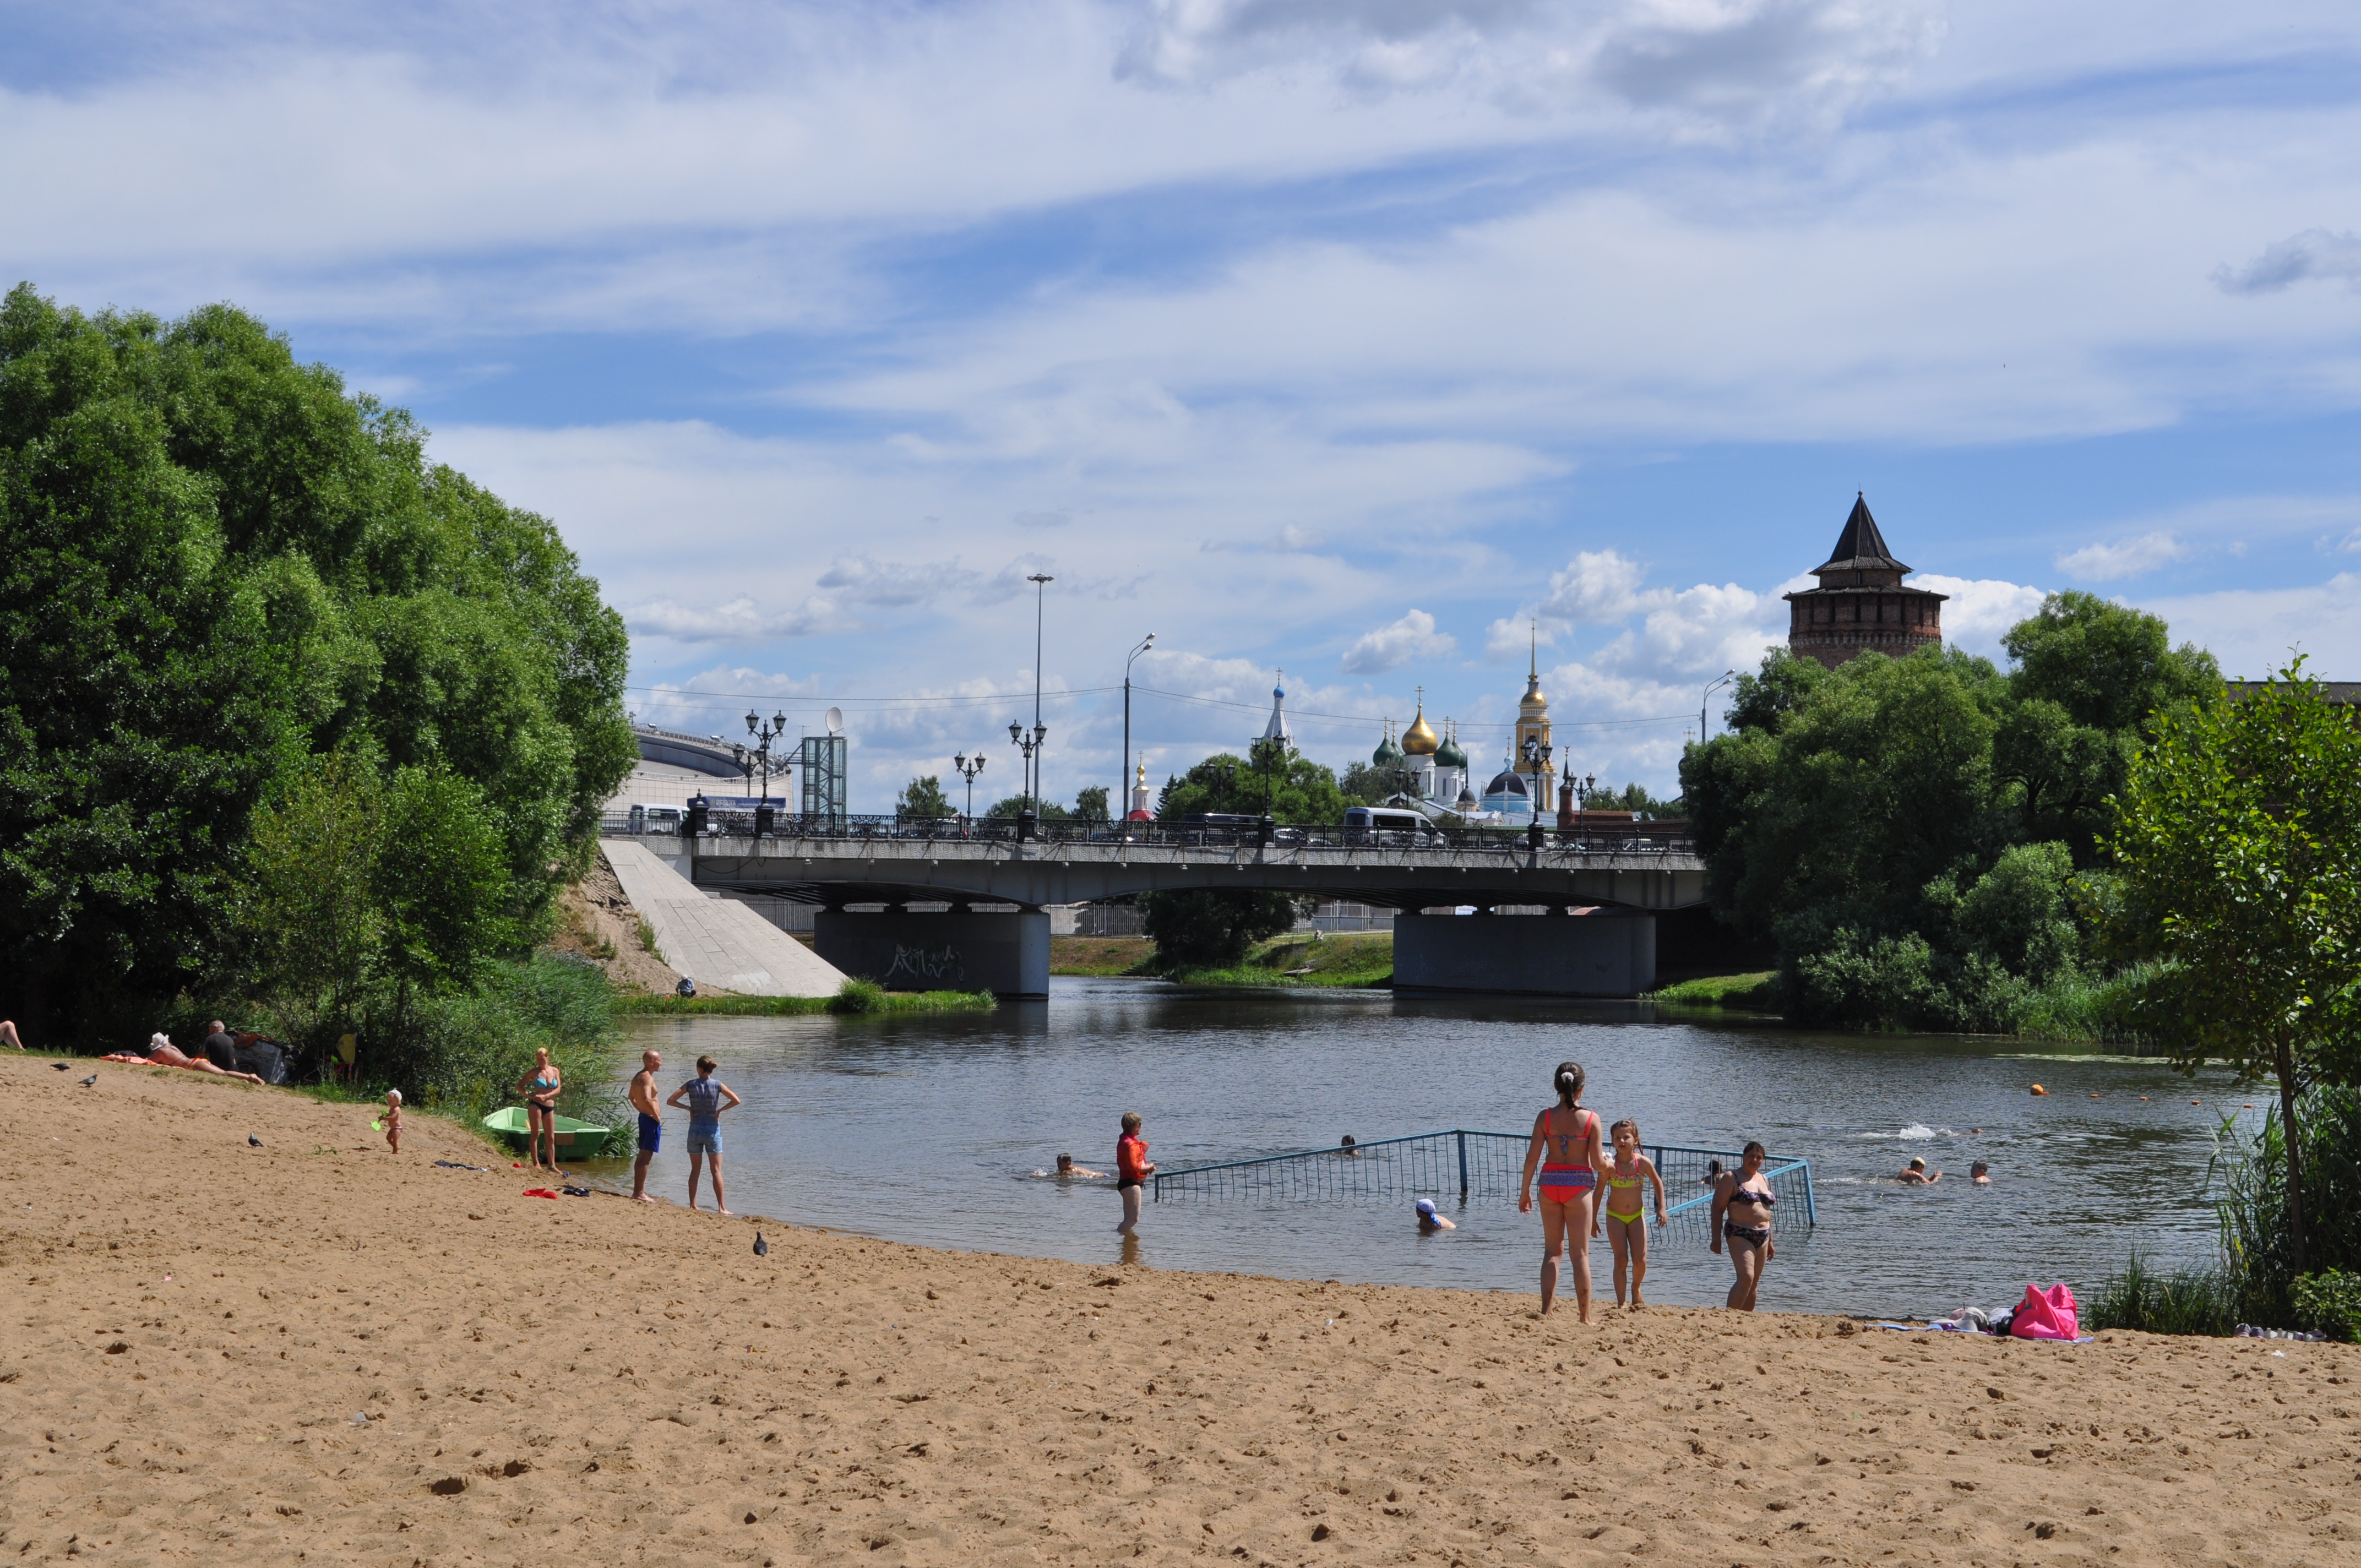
[
  {"x1": 1679, "y1": 594, "x2": 2219, "y2": 1032},
  {"x1": 896, "y1": 775, "x2": 951, "y2": 819},
  {"x1": 0, "y1": 284, "x2": 632, "y2": 1038},
  {"x1": 1155, "y1": 749, "x2": 1346, "y2": 824},
  {"x1": 1142, "y1": 889, "x2": 1304, "y2": 970},
  {"x1": 2107, "y1": 662, "x2": 2361, "y2": 1268}
]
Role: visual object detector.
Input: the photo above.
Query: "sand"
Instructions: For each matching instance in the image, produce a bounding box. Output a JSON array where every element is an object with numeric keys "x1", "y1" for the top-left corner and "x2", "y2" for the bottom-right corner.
[{"x1": 2, "y1": 1054, "x2": 2356, "y2": 1568}]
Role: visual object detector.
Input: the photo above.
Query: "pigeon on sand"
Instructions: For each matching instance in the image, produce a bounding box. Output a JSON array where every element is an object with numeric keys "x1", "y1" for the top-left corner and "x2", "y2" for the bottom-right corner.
[
  {"x1": 753, "y1": 1233, "x2": 769, "y2": 1257},
  {"x1": 78, "y1": 1074, "x2": 97, "y2": 1087}
]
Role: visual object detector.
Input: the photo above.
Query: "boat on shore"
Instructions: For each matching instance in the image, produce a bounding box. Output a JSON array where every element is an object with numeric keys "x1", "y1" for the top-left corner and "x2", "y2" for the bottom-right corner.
[{"x1": 480, "y1": 1106, "x2": 614, "y2": 1158}]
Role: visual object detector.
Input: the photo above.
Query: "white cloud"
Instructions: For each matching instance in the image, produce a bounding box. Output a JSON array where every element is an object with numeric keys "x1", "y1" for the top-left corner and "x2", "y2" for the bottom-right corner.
[
  {"x1": 1914, "y1": 575, "x2": 2048, "y2": 656},
  {"x1": 1121, "y1": 0, "x2": 1943, "y2": 128},
  {"x1": 2143, "y1": 573, "x2": 2361, "y2": 679},
  {"x1": 2055, "y1": 531, "x2": 2189, "y2": 581},
  {"x1": 623, "y1": 595, "x2": 845, "y2": 642},
  {"x1": 2213, "y1": 228, "x2": 2361, "y2": 295},
  {"x1": 1339, "y1": 608, "x2": 1457, "y2": 674}
]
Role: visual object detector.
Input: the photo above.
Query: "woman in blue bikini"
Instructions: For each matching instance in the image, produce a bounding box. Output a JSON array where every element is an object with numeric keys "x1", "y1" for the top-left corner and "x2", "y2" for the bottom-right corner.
[
  {"x1": 515, "y1": 1047, "x2": 563, "y2": 1174},
  {"x1": 1517, "y1": 1060, "x2": 1607, "y2": 1320}
]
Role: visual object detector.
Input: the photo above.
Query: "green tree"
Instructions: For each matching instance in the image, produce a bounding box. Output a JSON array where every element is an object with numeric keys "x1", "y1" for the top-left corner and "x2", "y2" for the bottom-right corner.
[
  {"x1": 1143, "y1": 889, "x2": 1303, "y2": 969},
  {"x1": 2108, "y1": 663, "x2": 2361, "y2": 1271},
  {"x1": 1155, "y1": 750, "x2": 1346, "y2": 824},
  {"x1": 1072, "y1": 785, "x2": 1111, "y2": 823},
  {"x1": 986, "y1": 794, "x2": 1069, "y2": 821},
  {"x1": 0, "y1": 284, "x2": 632, "y2": 1038},
  {"x1": 1339, "y1": 759, "x2": 1413, "y2": 805},
  {"x1": 896, "y1": 775, "x2": 951, "y2": 819}
]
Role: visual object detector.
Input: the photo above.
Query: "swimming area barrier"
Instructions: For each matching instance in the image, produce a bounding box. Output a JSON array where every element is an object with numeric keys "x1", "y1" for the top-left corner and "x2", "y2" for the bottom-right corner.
[{"x1": 1151, "y1": 1130, "x2": 1815, "y2": 1228}]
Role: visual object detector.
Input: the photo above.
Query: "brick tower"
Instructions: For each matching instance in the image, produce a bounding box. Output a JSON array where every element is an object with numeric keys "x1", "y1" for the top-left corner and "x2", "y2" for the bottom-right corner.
[{"x1": 1783, "y1": 494, "x2": 1946, "y2": 669}]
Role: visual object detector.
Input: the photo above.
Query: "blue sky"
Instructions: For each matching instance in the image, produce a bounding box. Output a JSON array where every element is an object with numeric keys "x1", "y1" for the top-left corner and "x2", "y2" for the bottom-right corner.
[{"x1": 8, "y1": 1, "x2": 2361, "y2": 808}]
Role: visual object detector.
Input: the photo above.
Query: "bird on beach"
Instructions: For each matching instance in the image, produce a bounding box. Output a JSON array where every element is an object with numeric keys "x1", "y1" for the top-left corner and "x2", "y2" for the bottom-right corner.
[
  {"x1": 248, "y1": 1135, "x2": 263, "y2": 1147},
  {"x1": 78, "y1": 1074, "x2": 96, "y2": 1087},
  {"x1": 50, "y1": 1061, "x2": 68, "y2": 1071},
  {"x1": 753, "y1": 1233, "x2": 769, "y2": 1257}
]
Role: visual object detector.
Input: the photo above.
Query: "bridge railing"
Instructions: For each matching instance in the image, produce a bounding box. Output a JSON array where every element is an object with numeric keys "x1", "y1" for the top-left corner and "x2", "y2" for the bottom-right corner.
[
  {"x1": 599, "y1": 810, "x2": 1693, "y2": 856},
  {"x1": 1150, "y1": 1129, "x2": 1815, "y2": 1228}
]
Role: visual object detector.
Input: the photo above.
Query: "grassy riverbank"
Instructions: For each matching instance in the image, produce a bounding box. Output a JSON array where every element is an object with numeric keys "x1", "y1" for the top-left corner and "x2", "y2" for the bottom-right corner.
[
  {"x1": 616, "y1": 981, "x2": 995, "y2": 1017},
  {"x1": 1648, "y1": 970, "x2": 1780, "y2": 1009}
]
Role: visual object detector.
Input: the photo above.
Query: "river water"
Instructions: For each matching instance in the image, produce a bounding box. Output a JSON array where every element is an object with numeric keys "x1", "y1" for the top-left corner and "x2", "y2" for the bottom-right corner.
[{"x1": 599, "y1": 977, "x2": 2253, "y2": 1317}]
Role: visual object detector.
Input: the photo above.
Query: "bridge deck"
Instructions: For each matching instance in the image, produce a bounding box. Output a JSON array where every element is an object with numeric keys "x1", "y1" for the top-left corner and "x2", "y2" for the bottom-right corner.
[{"x1": 612, "y1": 822, "x2": 1709, "y2": 912}]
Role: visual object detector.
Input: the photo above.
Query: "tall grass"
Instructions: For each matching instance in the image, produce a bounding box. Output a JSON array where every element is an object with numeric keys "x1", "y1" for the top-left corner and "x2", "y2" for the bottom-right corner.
[{"x1": 2082, "y1": 1250, "x2": 2239, "y2": 1337}]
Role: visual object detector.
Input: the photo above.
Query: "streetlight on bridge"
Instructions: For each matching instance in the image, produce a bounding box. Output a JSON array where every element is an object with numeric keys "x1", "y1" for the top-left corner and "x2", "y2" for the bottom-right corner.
[{"x1": 952, "y1": 752, "x2": 987, "y2": 834}]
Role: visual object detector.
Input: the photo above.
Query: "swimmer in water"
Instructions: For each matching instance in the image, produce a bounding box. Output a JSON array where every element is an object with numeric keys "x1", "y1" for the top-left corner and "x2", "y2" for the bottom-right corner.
[
  {"x1": 1897, "y1": 1156, "x2": 1942, "y2": 1184},
  {"x1": 1970, "y1": 1161, "x2": 1990, "y2": 1185},
  {"x1": 1700, "y1": 1157, "x2": 1723, "y2": 1188},
  {"x1": 1037, "y1": 1153, "x2": 1103, "y2": 1179},
  {"x1": 1415, "y1": 1197, "x2": 1456, "y2": 1232}
]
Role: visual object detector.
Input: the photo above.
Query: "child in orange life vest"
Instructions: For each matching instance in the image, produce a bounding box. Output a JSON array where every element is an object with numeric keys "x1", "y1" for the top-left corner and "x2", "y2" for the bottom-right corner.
[{"x1": 1116, "y1": 1111, "x2": 1155, "y2": 1233}]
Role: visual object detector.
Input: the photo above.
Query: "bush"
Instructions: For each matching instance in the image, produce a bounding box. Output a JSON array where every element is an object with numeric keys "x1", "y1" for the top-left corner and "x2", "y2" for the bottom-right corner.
[
  {"x1": 2293, "y1": 1271, "x2": 2361, "y2": 1343},
  {"x1": 2084, "y1": 1250, "x2": 2238, "y2": 1337},
  {"x1": 2219, "y1": 1086, "x2": 2361, "y2": 1326},
  {"x1": 828, "y1": 977, "x2": 888, "y2": 1014}
]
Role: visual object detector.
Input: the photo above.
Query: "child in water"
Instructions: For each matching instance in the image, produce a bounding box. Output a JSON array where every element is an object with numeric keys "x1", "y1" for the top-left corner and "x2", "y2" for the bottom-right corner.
[
  {"x1": 382, "y1": 1090, "x2": 403, "y2": 1155},
  {"x1": 1115, "y1": 1112, "x2": 1154, "y2": 1233},
  {"x1": 1601, "y1": 1118, "x2": 1668, "y2": 1306}
]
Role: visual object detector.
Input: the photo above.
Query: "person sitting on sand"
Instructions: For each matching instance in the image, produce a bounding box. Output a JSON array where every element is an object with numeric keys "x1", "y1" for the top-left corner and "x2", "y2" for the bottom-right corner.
[
  {"x1": 1415, "y1": 1197, "x2": 1456, "y2": 1232},
  {"x1": 1970, "y1": 1161, "x2": 1990, "y2": 1185},
  {"x1": 1517, "y1": 1060, "x2": 1606, "y2": 1321},
  {"x1": 629, "y1": 1050, "x2": 664, "y2": 1202},
  {"x1": 202, "y1": 1020, "x2": 241, "y2": 1071},
  {"x1": 1600, "y1": 1118, "x2": 1669, "y2": 1309},
  {"x1": 101, "y1": 1033, "x2": 266, "y2": 1085},
  {"x1": 1710, "y1": 1141, "x2": 1777, "y2": 1313},
  {"x1": 1115, "y1": 1112, "x2": 1154, "y2": 1233},
  {"x1": 0, "y1": 1020, "x2": 23, "y2": 1050},
  {"x1": 382, "y1": 1090, "x2": 403, "y2": 1154},
  {"x1": 667, "y1": 1055, "x2": 742, "y2": 1216},
  {"x1": 1038, "y1": 1153, "x2": 1102, "y2": 1179},
  {"x1": 1898, "y1": 1157, "x2": 1943, "y2": 1185}
]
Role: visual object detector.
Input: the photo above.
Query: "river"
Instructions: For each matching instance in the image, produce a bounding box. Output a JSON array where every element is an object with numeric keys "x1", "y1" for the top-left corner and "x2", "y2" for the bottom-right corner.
[{"x1": 593, "y1": 977, "x2": 2250, "y2": 1317}]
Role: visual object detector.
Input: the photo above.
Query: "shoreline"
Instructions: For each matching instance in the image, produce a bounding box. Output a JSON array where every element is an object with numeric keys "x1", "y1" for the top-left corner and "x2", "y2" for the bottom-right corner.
[{"x1": 6, "y1": 1053, "x2": 2353, "y2": 1567}]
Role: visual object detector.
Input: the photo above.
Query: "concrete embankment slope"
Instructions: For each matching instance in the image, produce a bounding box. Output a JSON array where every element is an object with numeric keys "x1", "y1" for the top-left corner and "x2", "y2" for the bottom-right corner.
[
  {"x1": 601, "y1": 836, "x2": 848, "y2": 997},
  {"x1": 2, "y1": 1053, "x2": 2354, "y2": 1568}
]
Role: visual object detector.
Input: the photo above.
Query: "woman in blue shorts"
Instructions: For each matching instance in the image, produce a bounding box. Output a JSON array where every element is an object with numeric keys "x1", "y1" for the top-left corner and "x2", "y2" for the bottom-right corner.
[{"x1": 667, "y1": 1055, "x2": 743, "y2": 1216}]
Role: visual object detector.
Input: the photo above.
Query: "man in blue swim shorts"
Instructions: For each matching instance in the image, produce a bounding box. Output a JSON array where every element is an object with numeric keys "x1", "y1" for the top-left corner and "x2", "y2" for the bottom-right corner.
[{"x1": 628, "y1": 1049, "x2": 663, "y2": 1203}]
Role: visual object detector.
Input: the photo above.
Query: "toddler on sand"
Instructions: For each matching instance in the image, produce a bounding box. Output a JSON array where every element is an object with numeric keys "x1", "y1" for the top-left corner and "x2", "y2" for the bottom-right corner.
[{"x1": 383, "y1": 1090, "x2": 403, "y2": 1154}]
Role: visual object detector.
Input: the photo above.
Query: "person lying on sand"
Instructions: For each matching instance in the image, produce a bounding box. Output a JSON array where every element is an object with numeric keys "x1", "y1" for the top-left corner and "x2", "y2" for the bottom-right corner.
[
  {"x1": 101, "y1": 1033, "x2": 266, "y2": 1085},
  {"x1": 1036, "y1": 1153, "x2": 1102, "y2": 1179},
  {"x1": 1897, "y1": 1157, "x2": 1943, "y2": 1184},
  {"x1": 1415, "y1": 1197, "x2": 1456, "y2": 1232},
  {"x1": 1, "y1": 1020, "x2": 24, "y2": 1050}
]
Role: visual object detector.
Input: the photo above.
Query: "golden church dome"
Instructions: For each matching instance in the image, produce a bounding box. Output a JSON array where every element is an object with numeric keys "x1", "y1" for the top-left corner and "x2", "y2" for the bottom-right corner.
[{"x1": 1402, "y1": 701, "x2": 1439, "y2": 756}]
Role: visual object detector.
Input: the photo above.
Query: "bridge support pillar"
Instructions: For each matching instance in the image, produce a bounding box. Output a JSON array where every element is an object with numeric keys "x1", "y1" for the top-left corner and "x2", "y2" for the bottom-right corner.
[
  {"x1": 814, "y1": 908, "x2": 1049, "y2": 998},
  {"x1": 1392, "y1": 909, "x2": 1655, "y2": 998}
]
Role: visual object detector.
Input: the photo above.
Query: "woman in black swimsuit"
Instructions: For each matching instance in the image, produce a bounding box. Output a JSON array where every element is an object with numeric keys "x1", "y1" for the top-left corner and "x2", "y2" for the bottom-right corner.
[{"x1": 1709, "y1": 1141, "x2": 1776, "y2": 1312}]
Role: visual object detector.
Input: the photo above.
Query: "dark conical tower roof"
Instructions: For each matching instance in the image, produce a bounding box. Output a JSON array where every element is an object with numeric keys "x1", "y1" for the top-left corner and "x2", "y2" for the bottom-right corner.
[{"x1": 1813, "y1": 492, "x2": 1908, "y2": 576}]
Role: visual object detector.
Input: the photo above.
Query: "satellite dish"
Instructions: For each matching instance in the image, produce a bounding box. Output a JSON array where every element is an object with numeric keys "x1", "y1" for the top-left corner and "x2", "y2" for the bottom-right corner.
[{"x1": 824, "y1": 706, "x2": 844, "y2": 736}]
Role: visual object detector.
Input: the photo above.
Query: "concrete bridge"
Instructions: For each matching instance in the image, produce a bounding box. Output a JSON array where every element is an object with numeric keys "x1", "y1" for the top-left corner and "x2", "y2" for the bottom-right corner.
[{"x1": 608, "y1": 815, "x2": 1709, "y2": 1000}]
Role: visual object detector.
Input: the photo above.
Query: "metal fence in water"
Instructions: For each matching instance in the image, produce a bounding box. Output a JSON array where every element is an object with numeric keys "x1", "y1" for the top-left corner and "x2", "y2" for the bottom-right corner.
[{"x1": 1151, "y1": 1130, "x2": 1815, "y2": 1228}]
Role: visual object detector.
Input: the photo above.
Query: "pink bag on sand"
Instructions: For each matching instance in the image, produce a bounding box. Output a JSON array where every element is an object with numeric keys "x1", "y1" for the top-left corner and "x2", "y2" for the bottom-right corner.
[{"x1": 2011, "y1": 1282, "x2": 2079, "y2": 1340}]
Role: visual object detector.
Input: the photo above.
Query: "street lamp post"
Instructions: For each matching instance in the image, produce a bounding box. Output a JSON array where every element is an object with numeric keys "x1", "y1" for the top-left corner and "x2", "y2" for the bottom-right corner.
[
  {"x1": 952, "y1": 752, "x2": 987, "y2": 835},
  {"x1": 1701, "y1": 669, "x2": 1737, "y2": 746},
  {"x1": 1122, "y1": 633, "x2": 1154, "y2": 836},
  {"x1": 1007, "y1": 720, "x2": 1046, "y2": 839},
  {"x1": 743, "y1": 709, "x2": 789, "y2": 834},
  {"x1": 1521, "y1": 733, "x2": 1553, "y2": 850}
]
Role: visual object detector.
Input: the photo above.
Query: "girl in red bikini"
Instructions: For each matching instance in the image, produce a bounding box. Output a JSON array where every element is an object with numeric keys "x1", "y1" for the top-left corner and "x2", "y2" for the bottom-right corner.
[{"x1": 1517, "y1": 1060, "x2": 1607, "y2": 1320}]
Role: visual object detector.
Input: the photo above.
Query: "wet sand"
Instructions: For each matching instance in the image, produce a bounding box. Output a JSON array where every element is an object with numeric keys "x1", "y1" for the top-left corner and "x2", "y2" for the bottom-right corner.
[{"x1": 2, "y1": 1053, "x2": 2355, "y2": 1566}]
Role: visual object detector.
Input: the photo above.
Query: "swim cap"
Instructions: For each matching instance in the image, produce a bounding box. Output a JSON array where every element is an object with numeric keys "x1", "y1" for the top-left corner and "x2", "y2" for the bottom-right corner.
[{"x1": 1415, "y1": 1198, "x2": 1438, "y2": 1218}]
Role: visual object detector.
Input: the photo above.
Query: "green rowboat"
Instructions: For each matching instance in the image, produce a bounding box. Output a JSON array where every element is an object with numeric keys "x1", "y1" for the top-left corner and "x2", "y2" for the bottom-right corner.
[{"x1": 481, "y1": 1106, "x2": 614, "y2": 1158}]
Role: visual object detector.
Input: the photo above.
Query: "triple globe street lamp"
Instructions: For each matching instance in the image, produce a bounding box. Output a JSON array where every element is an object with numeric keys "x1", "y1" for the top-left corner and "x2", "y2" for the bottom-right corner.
[{"x1": 733, "y1": 709, "x2": 791, "y2": 835}]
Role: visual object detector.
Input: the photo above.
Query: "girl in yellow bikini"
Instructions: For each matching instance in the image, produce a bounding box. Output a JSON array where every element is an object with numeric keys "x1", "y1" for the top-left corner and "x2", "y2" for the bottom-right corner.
[{"x1": 1601, "y1": 1118, "x2": 1669, "y2": 1307}]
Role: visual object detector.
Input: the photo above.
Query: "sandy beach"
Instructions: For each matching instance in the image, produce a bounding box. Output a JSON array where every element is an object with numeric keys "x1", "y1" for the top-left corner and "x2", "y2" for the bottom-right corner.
[{"x1": 2, "y1": 1053, "x2": 2354, "y2": 1568}]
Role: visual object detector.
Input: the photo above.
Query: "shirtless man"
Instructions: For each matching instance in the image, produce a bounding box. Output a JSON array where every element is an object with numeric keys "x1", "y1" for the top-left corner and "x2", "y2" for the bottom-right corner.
[
  {"x1": 1, "y1": 1020, "x2": 24, "y2": 1050},
  {"x1": 1898, "y1": 1156, "x2": 1943, "y2": 1184},
  {"x1": 628, "y1": 1050, "x2": 663, "y2": 1202}
]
